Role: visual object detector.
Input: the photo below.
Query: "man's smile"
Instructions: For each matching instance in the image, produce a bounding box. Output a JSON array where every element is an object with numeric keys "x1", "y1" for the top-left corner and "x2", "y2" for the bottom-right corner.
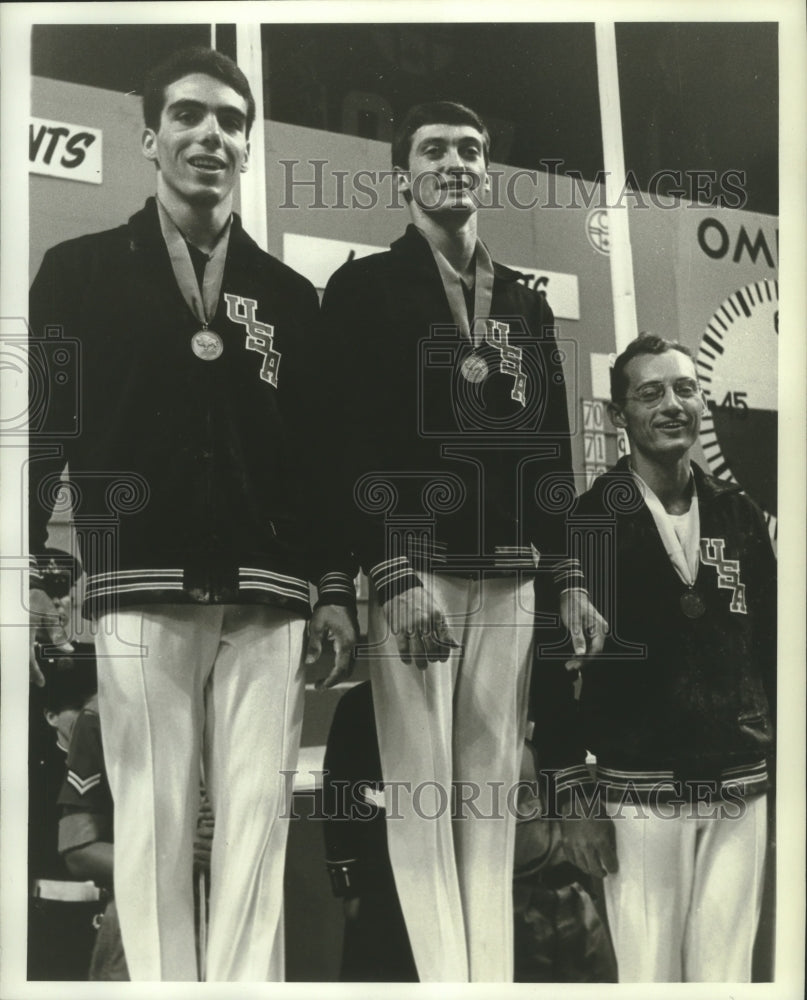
[{"x1": 187, "y1": 154, "x2": 227, "y2": 172}]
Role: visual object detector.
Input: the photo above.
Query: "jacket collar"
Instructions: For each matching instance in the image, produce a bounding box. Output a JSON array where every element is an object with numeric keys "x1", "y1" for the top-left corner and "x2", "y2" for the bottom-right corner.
[
  {"x1": 389, "y1": 223, "x2": 523, "y2": 283},
  {"x1": 126, "y1": 196, "x2": 256, "y2": 259},
  {"x1": 610, "y1": 454, "x2": 743, "y2": 502}
]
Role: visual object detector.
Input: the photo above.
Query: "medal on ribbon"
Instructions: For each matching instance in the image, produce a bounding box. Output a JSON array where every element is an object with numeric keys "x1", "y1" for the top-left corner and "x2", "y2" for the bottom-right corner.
[
  {"x1": 428, "y1": 238, "x2": 494, "y2": 380},
  {"x1": 680, "y1": 588, "x2": 706, "y2": 618},
  {"x1": 460, "y1": 352, "x2": 489, "y2": 383},
  {"x1": 157, "y1": 199, "x2": 231, "y2": 361},
  {"x1": 428, "y1": 238, "x2": 528, "y2": 405},
  {"x1": 191, "y1": 330, "x2": 224, "y2": 361}
]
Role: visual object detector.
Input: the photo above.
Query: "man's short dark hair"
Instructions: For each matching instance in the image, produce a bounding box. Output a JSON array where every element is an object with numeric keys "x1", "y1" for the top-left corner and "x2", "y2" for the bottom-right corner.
[
  {"x1": 391, "y1": 101, "x2": 491, "y2": 170},
  {"x1": 142, "y1": 46, "x2": 256, "y2": 136},
  {"x1": 610, "y1": 334, "x2": 695, "y2": 403}
]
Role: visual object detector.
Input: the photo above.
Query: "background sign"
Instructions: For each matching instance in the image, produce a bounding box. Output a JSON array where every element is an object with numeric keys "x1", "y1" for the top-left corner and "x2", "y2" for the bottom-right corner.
[
  {"x1": 29, "y1": 116, "x2": 102, "y2": 184},
  {"x1": 502, "y1": 264, "x2": 580, "y2": 320},
  {"x1": 283, "y1": 232, "x2": 381, "y2": 291}
]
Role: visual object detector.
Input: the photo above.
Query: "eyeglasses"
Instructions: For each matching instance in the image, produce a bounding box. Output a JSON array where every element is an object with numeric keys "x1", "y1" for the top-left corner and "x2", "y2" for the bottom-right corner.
[{"x1": 626, "y1": 378, "x2": 701, "y2": 406}]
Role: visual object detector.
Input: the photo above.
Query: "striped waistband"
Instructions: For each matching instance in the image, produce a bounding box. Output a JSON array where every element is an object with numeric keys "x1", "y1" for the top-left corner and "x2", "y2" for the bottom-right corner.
[
  {"x1": 555, "y1": 758, "x2": 769, "y2": 800},
  {"x1": 84, "y1": 566, "x2": 311, "y2": 607}
]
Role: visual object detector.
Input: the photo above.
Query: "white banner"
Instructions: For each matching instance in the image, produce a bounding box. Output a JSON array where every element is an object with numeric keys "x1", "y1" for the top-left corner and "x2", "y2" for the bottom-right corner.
[
  {"x1": 29, "y1": 117, "x2": 102, "y2": 185},
  {"x1": 283, "y1": 233, "x2": 382, "y2": 291}
]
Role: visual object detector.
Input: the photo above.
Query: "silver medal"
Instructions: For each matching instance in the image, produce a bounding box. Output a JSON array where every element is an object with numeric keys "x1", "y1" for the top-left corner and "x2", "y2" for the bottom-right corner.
[
  {"x1": 461, "y1": 352, "x2": 489, "y2": 383},
  {"x1": 191, "y1": 329, "x2": 223, "y2": 361}
]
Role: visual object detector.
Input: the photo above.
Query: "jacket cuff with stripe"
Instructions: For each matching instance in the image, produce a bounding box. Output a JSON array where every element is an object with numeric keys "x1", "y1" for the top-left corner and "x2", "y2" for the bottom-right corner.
[
  {"x1": 551, "y1": 556, "x2": 587, "y2": 595},
  {"x1": 368, "y1": 556, "x2": 423, "y2": 605},
  {"x1": 314, "y1": 571, "x2": 358, "y2": 610}
]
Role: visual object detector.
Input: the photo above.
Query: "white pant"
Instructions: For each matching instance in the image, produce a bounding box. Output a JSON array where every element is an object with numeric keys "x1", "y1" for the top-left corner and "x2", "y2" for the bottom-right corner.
[
  {"x1": 368, "y1": 573, "x2": 535, "y2": 982},
  {"x1": 94, "y1": 604, "x2": 306, "y2": 981},
  {"x1": 604, "y1": 793, "x2": 768, "y2": 982}
]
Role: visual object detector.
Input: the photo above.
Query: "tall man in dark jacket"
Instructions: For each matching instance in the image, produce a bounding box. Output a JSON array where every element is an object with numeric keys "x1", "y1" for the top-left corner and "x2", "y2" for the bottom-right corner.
[
  {"x1": 558, "y1": 334, "x2": 776, "y2": 982},
  {"x1": 321, "y1": 101, "x2": 606, "y2": 982},
  {"x1": 28, "y1": 47, "x2": 356, "y2": 981}
]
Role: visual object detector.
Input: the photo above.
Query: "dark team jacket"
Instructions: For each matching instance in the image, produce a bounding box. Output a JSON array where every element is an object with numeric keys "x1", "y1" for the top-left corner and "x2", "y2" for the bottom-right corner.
[
  {"x1": 320, "y1": 224, "x2": 582, "y2": 604},
  {"x1": 29, "y1": 198, "x2": 355, "y2": 619},
  {"x1": 547, "y1": 458, "x2": 776, "y2": 802}
]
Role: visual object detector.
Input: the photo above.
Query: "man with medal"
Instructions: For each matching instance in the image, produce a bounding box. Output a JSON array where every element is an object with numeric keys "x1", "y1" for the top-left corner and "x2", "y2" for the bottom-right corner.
[
  {"x1": 320, "y1": 102, "x2": 607, "y2": 982},
  {"x1": 556, "y1": 334, "x2": 776, "y2": 982},
  {"x1": 28, "y1": 47, "x2": 357, "y2": 981}
]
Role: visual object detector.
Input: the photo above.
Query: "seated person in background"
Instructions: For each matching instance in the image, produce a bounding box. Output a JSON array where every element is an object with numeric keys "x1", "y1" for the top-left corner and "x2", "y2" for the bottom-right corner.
[
  {"x1": 28, "y1": 648, "x2": 103, "y2": 981},
  {"x1": 28, "y1": 544, "x2": 88, "y2": 879},
  {"x1": 322, "y1": 681, "x2": 416, "y2": 982},
  {"x1": 57, "y1": 687, "x2": 216, "y2": 981},
  {"x1": 57, "y1": 684, "x2": 128, "y2": 982},
  {"x1": 28, "y1": 544, "x2": 88, "y2": 869},
  {"x1": 514, "y1": 730, "x2": 616, "y2": 983},
  {"x1": 322, "y1": 681, "x2": 615, "y2": 983}
]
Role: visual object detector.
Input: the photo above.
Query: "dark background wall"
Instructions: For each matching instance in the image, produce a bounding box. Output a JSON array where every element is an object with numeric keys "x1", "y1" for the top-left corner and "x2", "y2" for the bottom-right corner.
[{"x1": 31, "y1": 21, "x2": 777, "y2": 213}]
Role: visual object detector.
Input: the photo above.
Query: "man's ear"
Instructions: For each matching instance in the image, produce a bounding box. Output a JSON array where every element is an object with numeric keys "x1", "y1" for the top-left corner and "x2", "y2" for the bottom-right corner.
[
  {"x1": 608, "y1": 401, "x2": 627, "y2": 430},
  {"x1": 142, "y1": 128, "x2": 159, "y2": 164},
  {"x1": 44, "y1": 709, "x2": 59, "y2": 729},
  {"x1": 240, "y1": 140, "x2": 251, "y2": 174}
]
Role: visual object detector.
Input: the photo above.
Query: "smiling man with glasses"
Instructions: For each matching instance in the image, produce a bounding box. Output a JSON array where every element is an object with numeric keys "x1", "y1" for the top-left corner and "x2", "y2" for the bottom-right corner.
[{"x1": 553, "y1": 333, "x2": 776, "y2": 983}]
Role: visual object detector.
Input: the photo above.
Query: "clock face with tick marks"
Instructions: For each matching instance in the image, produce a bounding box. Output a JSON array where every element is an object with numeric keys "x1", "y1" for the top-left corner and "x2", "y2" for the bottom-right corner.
[{"x1": 696, "y1": 279, "x2": 778, "y2": 541}]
